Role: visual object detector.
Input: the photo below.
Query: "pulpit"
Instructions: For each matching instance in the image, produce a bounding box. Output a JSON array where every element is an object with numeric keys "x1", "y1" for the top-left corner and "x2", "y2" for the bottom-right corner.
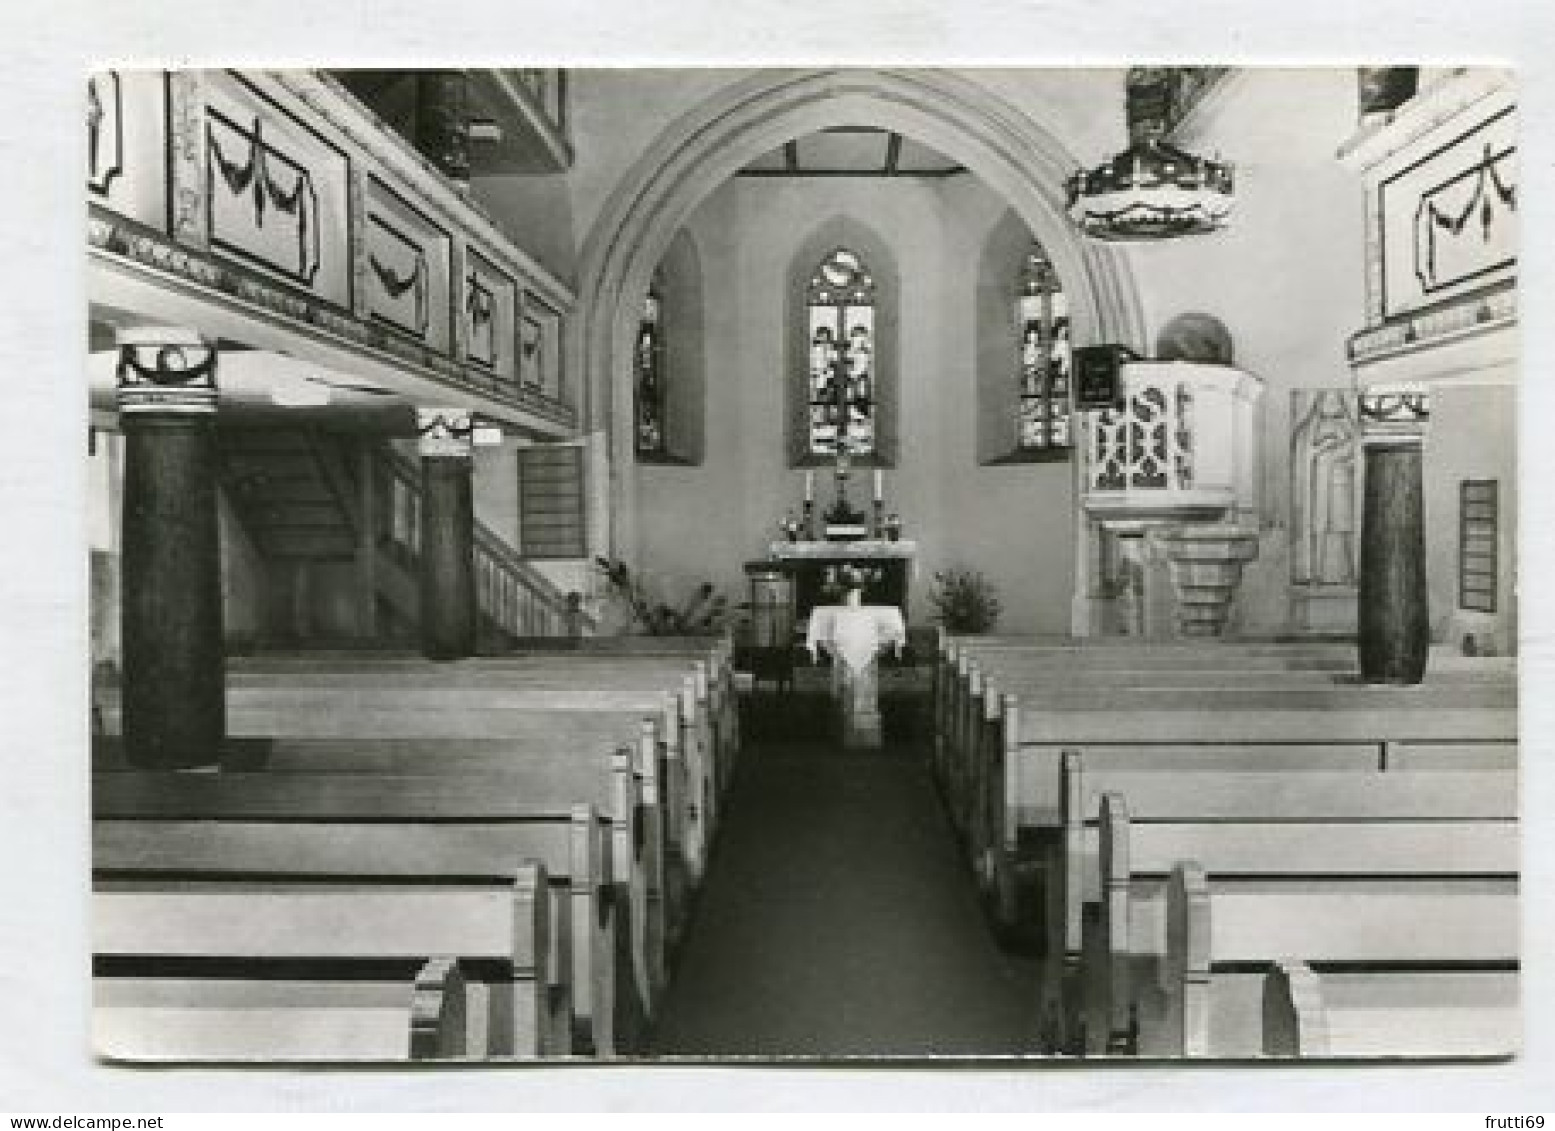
[
  {"x1": 806, "y1": 599, "x2": 906, "y2": 748},
  {"x1": 1080, "y1": 360, "x2": 1265, "y2": 637}
]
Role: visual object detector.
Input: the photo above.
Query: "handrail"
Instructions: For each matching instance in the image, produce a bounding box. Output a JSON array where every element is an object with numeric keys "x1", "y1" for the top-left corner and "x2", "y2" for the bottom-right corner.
[{"x1": 378, "y1": 447, "x2": 591, "y2": 638}]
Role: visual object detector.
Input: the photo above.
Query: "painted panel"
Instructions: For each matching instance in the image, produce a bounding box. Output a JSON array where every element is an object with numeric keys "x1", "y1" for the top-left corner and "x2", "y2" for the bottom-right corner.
[
  {"x1": 463, "y1": 248, "x2": 517, "y2": 382},
  {"x1": 1379, "y1": 102, "x2": 1516, "y2": 319},
  {"x1": 363, "y1": 175, "x2": 452, "y2": 351},
  {"x1": 87, "y1": 70, "x2": 168, "y2": 231},
  {"x1": 203, "y1": 72, "x2": 352, "y2": 306}
]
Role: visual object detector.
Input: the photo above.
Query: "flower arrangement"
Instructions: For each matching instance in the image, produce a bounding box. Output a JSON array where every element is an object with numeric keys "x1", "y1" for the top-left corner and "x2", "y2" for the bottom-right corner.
[
  {"x1": 593, "y1": 556, "x2": 729, "y2": 636},
  {"x1": 930, "y1": 567, "x2": 1002, "y2": 634}
]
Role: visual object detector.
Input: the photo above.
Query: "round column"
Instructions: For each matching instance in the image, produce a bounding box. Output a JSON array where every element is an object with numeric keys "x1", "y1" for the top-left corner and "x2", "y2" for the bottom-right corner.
[
  {"x1": 417, "y1": 408, "x2": 477, "y2": 660},
  {"x1": 1357, "y1": 387, "x2": 1431, "y2": 683},
  {"x1": 116, "y1": 327, "x2": 225, "y2": 768}
]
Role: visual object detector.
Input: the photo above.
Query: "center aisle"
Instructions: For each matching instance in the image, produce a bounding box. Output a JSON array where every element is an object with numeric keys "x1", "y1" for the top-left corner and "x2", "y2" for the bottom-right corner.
[{"x1": 647, "y1": 687, "x2": 1042, "y2": 1058}]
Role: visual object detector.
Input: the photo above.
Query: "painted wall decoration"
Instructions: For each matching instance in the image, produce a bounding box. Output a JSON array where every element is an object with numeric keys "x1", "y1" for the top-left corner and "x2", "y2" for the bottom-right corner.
[
  {"x1": 1379, "y1": 102, "x2": 1516, "y2": 319},
  {"x1": 462, "y1": 248, "x2": 517, "y2": 381},
  {"x1": 364, "y1": 175, "x2": 451, "y2": 349},
  {"x1": 1290, "y1": 389, "x2": 1361, "y2": 588},
  {"x1": 86, "y1": 70, "x2": 168, "y2": 231},
  {"x1": 521, "y1": 297, "x2": 563, "y2": 397},
  {"x1": 204, "y1": 73, "x2": 352, "y2": 306}
]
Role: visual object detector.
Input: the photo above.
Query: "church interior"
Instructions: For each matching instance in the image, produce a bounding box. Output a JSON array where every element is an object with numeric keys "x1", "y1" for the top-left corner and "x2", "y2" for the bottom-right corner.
[{"x1": 82, "y1": 65, "x2": 1520, "y2": 1063}]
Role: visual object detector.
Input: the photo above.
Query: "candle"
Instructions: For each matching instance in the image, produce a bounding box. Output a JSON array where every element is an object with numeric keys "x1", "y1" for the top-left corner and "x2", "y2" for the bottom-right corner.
[
  {"x1": 873, "y1": 469, "x2": 883, "y2": 502},
  {"x1": 805, "y1": 471, "x2": 814, "y2": 502}
]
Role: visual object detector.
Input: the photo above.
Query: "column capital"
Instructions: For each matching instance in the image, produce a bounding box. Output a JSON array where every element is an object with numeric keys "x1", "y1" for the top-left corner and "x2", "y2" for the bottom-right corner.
[
  {"x1": 1358, "y1": 385, "x2": 1430, "y2": 446},
  {"x1": 115, "y1": 326, "x2": 217, "y2": 416},
  {"x1": 417, "y1": 407, "x2": 475, "y2": 458}
]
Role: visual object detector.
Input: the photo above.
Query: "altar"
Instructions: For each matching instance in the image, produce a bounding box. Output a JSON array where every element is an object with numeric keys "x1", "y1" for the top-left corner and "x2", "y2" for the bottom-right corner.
[{"x1": 767, "y1": 539, "x2": 918, "y2": 627}]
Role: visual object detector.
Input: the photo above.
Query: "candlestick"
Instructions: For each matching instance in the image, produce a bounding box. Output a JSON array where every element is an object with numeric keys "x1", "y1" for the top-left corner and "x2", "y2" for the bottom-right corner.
[
  {"x1": 805, "y1": 471, "x2": 814, "y2": 502},
  {"x1": 873, "y1": 469, "x2": 883, "y2": 502}
]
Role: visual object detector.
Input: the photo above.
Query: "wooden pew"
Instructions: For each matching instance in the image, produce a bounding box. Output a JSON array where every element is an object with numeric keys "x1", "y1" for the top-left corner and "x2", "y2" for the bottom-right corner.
[
  {"x1": 257, "y1": 730, "x2": 677, "y2": 1012},
  {"x1": 94, "y1": 862, "x2": 551, "y2": 1061},
  {"x1": 934, "y1": 635, "x2": 1511, "y2": 816},
  {"x1": 94, "y1": 771, "x2": 633, "y2": 1056},
  {"x1": 933, "y1": 639, "x2": 1363, "y2": 835},
  {"x1": 972, "y1": 678, "x2": 1515, "y2": 937},
  {"x1": 228, "y1": 642, "x2": 740, "y2": 797},
  {"x1": 945, "y1": 646, "x2": 1513, "y2": 836},
  {"x1": 96, "y1": 695, "x2": 695, "y2": 959},
  {"x1": 1085, "y1": 768, "x2": 1517, "y2": 1058}
]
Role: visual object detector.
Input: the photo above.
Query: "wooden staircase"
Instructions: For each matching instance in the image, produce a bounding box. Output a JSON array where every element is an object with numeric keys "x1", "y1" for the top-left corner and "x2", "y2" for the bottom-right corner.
[{"x1": 219, "y1": 426, "x2": 581, "y2": 648}]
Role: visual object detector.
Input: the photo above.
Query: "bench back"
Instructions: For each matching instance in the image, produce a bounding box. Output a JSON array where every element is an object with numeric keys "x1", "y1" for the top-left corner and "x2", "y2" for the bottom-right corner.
[{"x1": 94, "y1": 751, "x2": 639, "y2": 826}]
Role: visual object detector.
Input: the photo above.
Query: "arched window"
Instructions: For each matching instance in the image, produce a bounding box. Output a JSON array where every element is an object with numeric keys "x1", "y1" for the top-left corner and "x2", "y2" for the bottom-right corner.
[
  {"x1": 805, "y1": 248, "x2": 877, "y2": 458},
  {"x1": 1016, "y1": 243, "x2": 1072, "y2": 453},
  {"x1": 633, "y1": 269, "x2": 666, "y2": 457},
  {"x1": 977, "y1": 211, "x2": 1074, "y2": 465}
]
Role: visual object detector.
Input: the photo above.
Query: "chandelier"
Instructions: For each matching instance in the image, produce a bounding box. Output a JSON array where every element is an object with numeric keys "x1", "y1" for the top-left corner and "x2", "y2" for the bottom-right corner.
[{"x1": 1066, "y1": 68, "x2": 1234, "y2": 241}]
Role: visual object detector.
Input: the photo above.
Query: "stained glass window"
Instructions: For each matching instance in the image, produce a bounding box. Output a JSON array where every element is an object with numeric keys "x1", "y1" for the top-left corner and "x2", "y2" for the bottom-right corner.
[
  {"x1": 634, "y1": 272, "x2": 665, "y2": 457},
  {"x1": 1017, "y1": 244, "x2": 1073, "y2": 452},
  {"x1": 806, "y1": 248, "x2": 876, "y2": 457}
]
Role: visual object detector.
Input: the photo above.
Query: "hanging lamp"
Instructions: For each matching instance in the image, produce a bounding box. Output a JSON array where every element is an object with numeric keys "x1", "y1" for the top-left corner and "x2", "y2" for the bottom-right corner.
[{"x1": 1066, "y1": 68, "x2": 1234, "y2": 241}]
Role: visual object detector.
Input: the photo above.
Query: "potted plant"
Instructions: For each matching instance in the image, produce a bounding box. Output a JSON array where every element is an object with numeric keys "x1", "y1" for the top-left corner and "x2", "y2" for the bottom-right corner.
[{"x1": 930, "y1": 567, "x2": 1002, "y2": 634}]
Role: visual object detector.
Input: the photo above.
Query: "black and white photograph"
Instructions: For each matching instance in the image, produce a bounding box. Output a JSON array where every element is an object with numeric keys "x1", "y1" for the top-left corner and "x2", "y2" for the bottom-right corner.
[
  {"x1": 80, "y1": 59, "x2": 1522, "y2": 1064},
  {"x1": 5, "y1": 0, "x2": 1555, "y2": 1114}
]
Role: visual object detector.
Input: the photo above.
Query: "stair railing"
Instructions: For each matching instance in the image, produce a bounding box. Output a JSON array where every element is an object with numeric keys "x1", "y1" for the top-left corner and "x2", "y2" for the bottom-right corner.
[{"x1": 378, "y1": 447, "x2": 590, "y2": 639}]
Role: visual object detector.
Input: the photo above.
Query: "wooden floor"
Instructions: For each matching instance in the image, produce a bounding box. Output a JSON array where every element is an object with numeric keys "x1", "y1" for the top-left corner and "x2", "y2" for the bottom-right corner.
[{"x1": 646, "y1": 673, "x2": 1042, "y2": 1058}]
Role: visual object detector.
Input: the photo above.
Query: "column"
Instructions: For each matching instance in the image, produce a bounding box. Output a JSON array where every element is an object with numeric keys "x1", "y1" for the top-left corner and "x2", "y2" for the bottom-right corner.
[
  {"x1": 116, "y1": 327, "x2": 224, "y2": 768},
  {"x1": 1357, "y1": 387, "x2": 1431, "y2": 683},
  {"x1": 417, "y1": 407, "x2": 476, "y2": 660},
  {"x1": 415, "y1": 70, "x2": 471, "y2": 186}
]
